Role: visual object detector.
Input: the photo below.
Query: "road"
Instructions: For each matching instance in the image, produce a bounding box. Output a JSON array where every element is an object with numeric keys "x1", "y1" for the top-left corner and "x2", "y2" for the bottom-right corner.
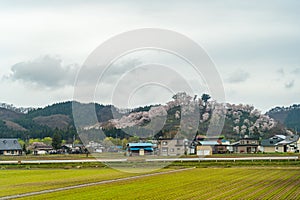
[{"x1": 0, "y1": 156, "x2": 298, "y2": 164}]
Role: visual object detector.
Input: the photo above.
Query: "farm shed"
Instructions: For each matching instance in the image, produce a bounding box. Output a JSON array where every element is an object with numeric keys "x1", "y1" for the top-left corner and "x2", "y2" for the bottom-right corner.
[{"x1": 127, "y1": 143, "x2": 154, "y2": 156}]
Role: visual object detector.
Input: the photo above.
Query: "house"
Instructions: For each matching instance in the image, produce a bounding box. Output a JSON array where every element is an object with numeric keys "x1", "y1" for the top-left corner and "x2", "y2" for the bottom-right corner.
[
  {"x1": 0, "y1": 138, "x2": 22, "y2": 155},
  {"x1": 233, "y1": 138, "x2": 259, "y2": 153},
  {"x1": 158, "y1": 139, "x2": 189, "y2": 156},
  {"x1": 260, "y1": 135, "x2": 299, "y2": 153},
  {"x1": 86, "y1": 141, "x2": 105, "y2": 153},
  {"x1": 275, "y1": 135, "x2": 299, "y2": 153},
  {"x1": 260, "y1": 135, "x2": 286, "y2": 153},
  {"x1": 195, "y1": 137, "x2": 231, "y2": 154},
  {"x1": 126, "y1": 143, "x2": 154, "y2": 156},
  {"x1": 29, "y1": 142, "x2": 53, "y2": 155},
  {"x1": 196, "y1": 145, "x2": 212, "y2": 156}
]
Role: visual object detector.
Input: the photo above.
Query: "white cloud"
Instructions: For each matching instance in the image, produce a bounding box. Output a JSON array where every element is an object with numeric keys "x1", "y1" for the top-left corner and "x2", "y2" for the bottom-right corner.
[{"x1": 6, "y1": 55, "x2": 78, "y2": 88}]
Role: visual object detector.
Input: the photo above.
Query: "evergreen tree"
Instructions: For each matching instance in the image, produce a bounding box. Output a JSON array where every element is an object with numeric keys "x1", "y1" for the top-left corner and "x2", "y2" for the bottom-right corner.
[{"x1": 52, "y1": 128, "x2": 62, "y2": 149}]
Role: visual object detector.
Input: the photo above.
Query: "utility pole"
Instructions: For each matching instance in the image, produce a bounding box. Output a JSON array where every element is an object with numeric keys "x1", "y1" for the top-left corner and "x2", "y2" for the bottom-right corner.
[{"x1": 73, "y1": 135, "x2": 75, "y2": 148}]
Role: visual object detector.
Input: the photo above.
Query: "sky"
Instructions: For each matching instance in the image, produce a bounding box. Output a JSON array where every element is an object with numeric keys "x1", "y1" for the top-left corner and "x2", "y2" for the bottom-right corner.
[{"x1": 0, "y1": 0, "x2": 300, "y2": 112}]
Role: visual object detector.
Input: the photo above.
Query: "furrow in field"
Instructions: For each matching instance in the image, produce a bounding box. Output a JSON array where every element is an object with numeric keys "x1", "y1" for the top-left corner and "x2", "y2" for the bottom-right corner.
[
  {"x1": 281, "y1": 173, "x2": 300, "y2": 200},
  {"x1": 184, "y1": 169, "x2": 263, "y2": 199},
  {"x1": 247, "y1": 170, "x2": 298, "y2": 199},
  {"x1": 219, "y1": 169, "x2": 283, "y2": 200},
  {"x1": 257, "y1": 170, "x2": 300, "y2": 199},
  {"x1": 207, "y1": 169, "x2": 279, "y2": 200}
]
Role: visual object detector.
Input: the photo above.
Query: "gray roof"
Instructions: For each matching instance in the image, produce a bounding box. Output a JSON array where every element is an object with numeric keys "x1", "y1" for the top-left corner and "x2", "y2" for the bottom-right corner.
[
  {"x1": 275, "y1": 135, "x2": 286, "y2": 140},
  {"x1": 276, "y1": 135, "x2": 300, "y2": 146},
  {"x1": 0, "y1": 138, "x2": 22, "y2": 151},
  {"x1": 261, "y1": 136, "x2": 285, "y2": 147},
  {"x1": 261, "y1": 135, "x2": 299, "y2": 146}
]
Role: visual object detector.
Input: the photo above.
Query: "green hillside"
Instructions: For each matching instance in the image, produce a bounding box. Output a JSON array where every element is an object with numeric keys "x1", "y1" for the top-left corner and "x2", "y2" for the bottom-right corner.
[
  {"x1": 267, "y1": 104, "x2": 300, "y2": 132},
  {"x1": 0, "y1": 95, "x2": 296, "y2": 142}
]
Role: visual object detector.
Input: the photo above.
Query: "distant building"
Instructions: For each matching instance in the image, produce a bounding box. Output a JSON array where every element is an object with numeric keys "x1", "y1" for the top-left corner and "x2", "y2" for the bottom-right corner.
[
  {"x1": 158, "y1": 139, "x2": 189, "y2": 156},
  {"x1": 127, "y1": 143, "x2": 154, "y2": 156},
  {"x1": 198, "y1": 138, "x2": 231, "y2": 154},
  {"x1": 0, "y1": 138, "x2": 22, "y2": 155},
  {"x1": 233, "y1": 138, "x2": 259, "y2": 153},
  {"x1": 261, "y1": 135, "x2": 299, "y2": 153},
  {"x1": 275, "y1": 135, "x2": 299, "y2": 153},
  {"x1": 86, "y1": 141, "x2": 105, "y2": 153},
  {"x1": 196, "y1": 145, "x2": 213, "y2": 156},
  {"x1": 261, "y1": 135, "x2": 286, "y2": 153},
  {"x1": 29, "y1": 142, "x2": 53, "y2": 155}
]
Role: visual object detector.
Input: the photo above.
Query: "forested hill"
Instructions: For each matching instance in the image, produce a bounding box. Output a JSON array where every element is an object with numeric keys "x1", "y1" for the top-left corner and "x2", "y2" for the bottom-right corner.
[
  {"x1": 90, "y1": 93, "x2": 293, "y2": 141},
  {"x1": 267, "y1": 104, "x2": 300, "y2": 132},
  {"x1": 0, "y1": 101, "x2": 122, "y2": 142},
  {"x1": 0, "y1": 96, "x2": 297, "y2": 141}
]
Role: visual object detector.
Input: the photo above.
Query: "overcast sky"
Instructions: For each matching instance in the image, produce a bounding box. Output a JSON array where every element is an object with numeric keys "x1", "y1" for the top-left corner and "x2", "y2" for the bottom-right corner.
[{"x1": 1, "y1": 0, "x2": 300, "y2": 112}]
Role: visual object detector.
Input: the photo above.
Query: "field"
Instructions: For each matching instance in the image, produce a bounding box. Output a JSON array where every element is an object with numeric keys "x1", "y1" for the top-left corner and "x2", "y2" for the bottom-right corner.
[
  {"x1": 0, "y1": 152, "x2": 296, "y2": 161},
  {"x1": 1, "y1": 166, "x2": 300, "y2": 199}
]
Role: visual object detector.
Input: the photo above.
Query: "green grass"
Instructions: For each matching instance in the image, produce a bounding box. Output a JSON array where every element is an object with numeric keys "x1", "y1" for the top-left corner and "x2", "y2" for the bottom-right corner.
[
  {"x1": 0, "y1": 154, "x2": 91, "y2": 161},
  {"x1": 16, "y1": 167, "x2": 300, "y2": 200},
  {"x1": 0, "y1": 168, "x2": 143, "y2": 197}
]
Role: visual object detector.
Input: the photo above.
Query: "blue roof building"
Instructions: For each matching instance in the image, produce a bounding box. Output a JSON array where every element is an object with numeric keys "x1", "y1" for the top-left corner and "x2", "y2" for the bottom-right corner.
[{"x1": 126, "y1": 143, "x2": 154, "y2": 156}]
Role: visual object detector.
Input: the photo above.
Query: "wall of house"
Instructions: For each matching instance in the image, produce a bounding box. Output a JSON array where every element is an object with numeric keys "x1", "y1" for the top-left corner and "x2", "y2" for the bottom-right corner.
[
  {"x1": 2, "y1": 150, "x2": 21, "y2": 155},
  {"x1": 237, "y1": 146, "x2": 247, "y2": 153},
  {"x1": 263, "y1": 146, "x2": 276, "y2": 153},
  {"x1": 159, "y1": 140, "x2": 185, "y2": 156},
  {"x1": 276, "y1": 146, "x2": 284, "y2": 153},
  {"x1": 237, "y1": 146, "x2": 257, "y2": 153},
  {"x1": 287, "y1": 145, "x2": 296, "y2": 153},
  {"x1": 196, "y1": 146, "x2": 212, "y2": 156}
]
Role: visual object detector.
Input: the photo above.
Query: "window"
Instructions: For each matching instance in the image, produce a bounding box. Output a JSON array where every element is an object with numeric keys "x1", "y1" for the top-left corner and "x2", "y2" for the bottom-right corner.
[
  {"x1": 170, "y1": 148, "x2": 174, "y2": 152},
  {"x1": 162, "y1": 141, "x2": 168, "y2": 146}
]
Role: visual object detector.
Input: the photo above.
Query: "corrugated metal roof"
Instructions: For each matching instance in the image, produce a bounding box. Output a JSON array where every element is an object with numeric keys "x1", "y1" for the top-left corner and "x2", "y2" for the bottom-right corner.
[
  {"x1": 199, "y1": 141, "x2": 219, "y2": 145},
  {"x1": 129, "y1": 147, "x2": 153, "y2": 151},
  {"x1": 0, "y1": 138, "x2": 22, "y2": 150},
  {"x1": 127, "y1": 143, "x2": 153, "y2": 147}
]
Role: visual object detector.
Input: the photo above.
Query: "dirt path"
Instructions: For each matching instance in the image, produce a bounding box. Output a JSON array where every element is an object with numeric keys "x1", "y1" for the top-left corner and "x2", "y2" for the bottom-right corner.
[{"x1": 0, "y1": 167, "x2": 195, "y2": 200}]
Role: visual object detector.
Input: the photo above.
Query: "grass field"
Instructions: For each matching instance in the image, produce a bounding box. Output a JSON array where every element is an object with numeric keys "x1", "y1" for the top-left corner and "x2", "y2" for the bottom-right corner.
[
  {"x1": 0, "y1": 168, "x2": 144, "y2": 197},
  {"x1": 2, "y1": 167, "x2": 300, "y2": 200}
]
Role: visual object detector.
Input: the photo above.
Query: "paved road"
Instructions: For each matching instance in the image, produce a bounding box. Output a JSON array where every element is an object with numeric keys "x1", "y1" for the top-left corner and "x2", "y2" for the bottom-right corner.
[
  {"x1": 0, "y1": 167, "x2": 195, "y2": 200},
  {"x1": 0, "y1": 156, "x2": 298, "y2": 164},
  {"x1": 146, "y1": 156, "x2": 299, "y2": 162}
]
